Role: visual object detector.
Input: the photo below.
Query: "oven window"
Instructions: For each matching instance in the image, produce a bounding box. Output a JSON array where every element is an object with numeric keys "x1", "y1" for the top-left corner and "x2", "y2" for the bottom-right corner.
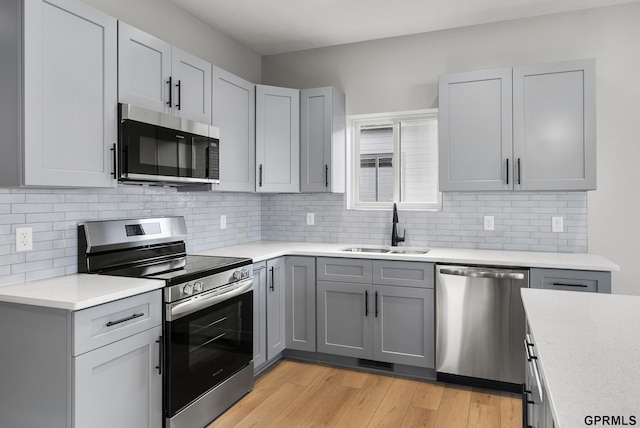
[{"x1": 165, "y1": 291, "x2": 253, "y2": 416}]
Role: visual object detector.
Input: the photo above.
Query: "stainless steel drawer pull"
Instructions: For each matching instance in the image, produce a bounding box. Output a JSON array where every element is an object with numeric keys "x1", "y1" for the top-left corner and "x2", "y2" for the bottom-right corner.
[
  {"x1": 440, "y1": 268, "x2": 525, "y2": 280},
  {"x1": 552, "y1": 282, "x2": 588, "y2": 288},
  {"x1": 106, "y1": 312, "x2": 144, "y2": 327}
]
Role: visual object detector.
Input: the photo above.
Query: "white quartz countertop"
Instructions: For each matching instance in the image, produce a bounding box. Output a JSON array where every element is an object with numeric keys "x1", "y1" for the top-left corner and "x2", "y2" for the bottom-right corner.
[
  {"x1": 196, "y1": 241, "x2": 619, "y2": 271},
  {"x1": 521, "y1": 289, "x2": 640, "y2": 428},
  {"x1": 0, "y1": 274, "x2": 165, "y2": 310}
]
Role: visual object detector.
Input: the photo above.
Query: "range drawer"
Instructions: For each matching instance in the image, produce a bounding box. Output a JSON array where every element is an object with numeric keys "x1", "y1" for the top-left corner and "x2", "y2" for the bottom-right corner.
[
  {"x1": 317, "y1": 258, "x2": 372, "y2": 284},
  {"x1": 73, "y1": 289, "x2": 162, "y2": 356},
  {"x1": 529, "y1": 268, "x2": 611, "y2": 293},
  {"x1": 373, "y1": 260, "x2": 434, "y2": 288}
]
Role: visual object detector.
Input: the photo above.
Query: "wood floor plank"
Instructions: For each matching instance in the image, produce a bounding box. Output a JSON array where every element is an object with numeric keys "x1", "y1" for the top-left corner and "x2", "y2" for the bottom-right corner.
[
  {"x1": 333, "y1": 373, "x2": 394, "y2": 428},
  {"x1": 500, "y1": 393, "x2": 522, "y2": 428},
  {"x1": 468, "y1": 403, "x2": 501, "y2": 428},
  {"x1": 402, "y1": 405, "x2": 438, "y2": 428},
  {"x1": 411, "y1": 380, "x2": 445, "y2": 410},
  {"x1": 434, "y1": 385, "x2": 472, "y2": 428},
  {"x1": 367, "y1": 377, "x2": 419, "y2": 428},
  {"x1": 232, "y1": 381, "x2": 307, "y2": 428},
  {"x1": 300, "y1": 384, "x2": 358, "y2": 427}
]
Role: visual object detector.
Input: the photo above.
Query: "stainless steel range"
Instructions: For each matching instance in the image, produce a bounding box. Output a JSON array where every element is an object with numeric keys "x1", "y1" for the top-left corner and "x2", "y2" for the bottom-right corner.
[{"x1": 78, "y1": 216, "x2": 253, "y2": 428}]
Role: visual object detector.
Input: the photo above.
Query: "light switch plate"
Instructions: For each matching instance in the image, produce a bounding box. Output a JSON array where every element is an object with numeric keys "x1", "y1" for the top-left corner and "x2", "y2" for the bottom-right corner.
[
  {"x1": 220, "y1": 215, "x2": 227, "y2": 230},
  {"x1": 552, "y1": 216, "x2": 564, "y2": 233},
  {"x1": 483, "y1": 216, "x2": 494, "y2": 231},
  {"x1": 16, "y1": 227, "x2": 33, "y2": 252},
  {"x1": 306, "y1": 213, "x2": 314, "y2": 226}
]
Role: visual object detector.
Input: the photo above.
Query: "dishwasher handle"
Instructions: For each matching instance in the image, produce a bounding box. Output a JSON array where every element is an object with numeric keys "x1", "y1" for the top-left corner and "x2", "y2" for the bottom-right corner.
[{"x1": 439, "y1": 267, "x2": 525, "y2": 280}]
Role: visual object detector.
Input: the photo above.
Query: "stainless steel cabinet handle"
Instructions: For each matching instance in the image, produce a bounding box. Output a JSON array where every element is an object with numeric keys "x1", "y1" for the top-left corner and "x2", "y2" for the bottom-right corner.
[
  {"x1": 155, "y1": 336, "x2": 163, "y2": 375},
  {"x1": 439, "y1": 268, "x2": 525, "y2": 280},
  {"x1": 517, "y1": 158, "x2": 522, "y2": 185},
  {"x1": 259, "y1": 164, "x2": 263, "y2": 187},
  {"x1": 175, "y1": 80, "x2": 182, "y2": 110},
  {"x1": 325, "y1": 164, "x2": 329, "y2": 187},
  {"x1": 270, "y1": 266, "x2": 275, "y2": 291},
  {"x1": 166, "y1": 76, "x2": 172, "y2": 107},
  {"x1": 365, "y1": 290, "x2": 369, "y2": 317},
  {"x1": 106, "y1": 312, "x2": 144, "y2": 327},
  {"x1": 506, "y1": 158, "x2": 509, "y2": 185},
  {"x1": 552, "y1": 282, "x2": 588, "y2": 288}
]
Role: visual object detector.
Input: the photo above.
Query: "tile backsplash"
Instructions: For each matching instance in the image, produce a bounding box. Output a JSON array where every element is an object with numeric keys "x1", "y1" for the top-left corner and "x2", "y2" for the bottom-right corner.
[
  {"x1": 1, "y1": 187, "x2": 586, "y2": 286},
  {"x1": 262, "y1": 192, "x2": 587, "y2": 252}
]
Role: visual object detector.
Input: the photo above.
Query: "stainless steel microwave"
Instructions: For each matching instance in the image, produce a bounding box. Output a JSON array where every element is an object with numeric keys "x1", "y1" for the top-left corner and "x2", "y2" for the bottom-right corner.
[{"x1": 118, "y1": 103, "x2": 219, "y2": 186}]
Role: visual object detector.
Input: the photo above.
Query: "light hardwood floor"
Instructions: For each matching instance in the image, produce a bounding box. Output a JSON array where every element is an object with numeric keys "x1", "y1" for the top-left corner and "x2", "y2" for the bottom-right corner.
[{"x1": 208, "y1": 359, "x2": 522, "y2": 428}]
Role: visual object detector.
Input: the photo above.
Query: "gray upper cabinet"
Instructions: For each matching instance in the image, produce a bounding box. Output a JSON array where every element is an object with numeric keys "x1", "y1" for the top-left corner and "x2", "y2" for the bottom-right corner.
[
  {"x1": 439, "y1": 67, "x2": 513, "y2": 192},
  {"x1": 300, "y1": 87, "x2": 346, "y2": 193},
  {"x1": 439, "y1": 59, "x2": 596, "y2": 192},
  {"x1": 118, "y1": 22, "x2": 212, "y2": 124},
  {"x1": 0, "y1": 0, "x2": 117, "y2": 188},
  {"x1": 211, "y1": 67, "x2": 256, "y2": 192},
  {"x1": 256, "y1": 84, "x2": 300, "y2": 193},
  {"x1": 284, "y1": 257, "x2": 316, "y2": 352},
  {"x1": 513, "y1": 60, "x2": 596, "y2": 191}
]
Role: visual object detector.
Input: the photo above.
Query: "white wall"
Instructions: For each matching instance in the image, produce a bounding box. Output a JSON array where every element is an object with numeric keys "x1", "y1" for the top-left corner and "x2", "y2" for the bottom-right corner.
[
  {"x1": 83, "y1": 0, "x2": 261, "y2": 83},
  {"x1": 262, "y1": 3, "x2": 640, "y2": 295}
]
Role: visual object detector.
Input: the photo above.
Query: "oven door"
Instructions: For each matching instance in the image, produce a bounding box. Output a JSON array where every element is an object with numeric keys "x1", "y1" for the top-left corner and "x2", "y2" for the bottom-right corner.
[{"x1": 164, "y1": 284, "x2": 253, "y2": 417}]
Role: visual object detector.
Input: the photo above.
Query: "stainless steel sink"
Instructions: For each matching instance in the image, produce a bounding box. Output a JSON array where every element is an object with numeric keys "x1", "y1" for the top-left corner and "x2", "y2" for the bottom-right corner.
[
  {"x1": 340, "y1": 246, "x2": 429, "y2": 255},
  {"x1": 341, "y1": 247, "x2": 390, "y2": 253}
]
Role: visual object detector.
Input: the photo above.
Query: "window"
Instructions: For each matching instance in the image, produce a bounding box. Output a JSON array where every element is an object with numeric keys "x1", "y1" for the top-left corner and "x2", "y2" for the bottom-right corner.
[{"x1": 348, "y1": 109, "x2": 441, "y2": 210}]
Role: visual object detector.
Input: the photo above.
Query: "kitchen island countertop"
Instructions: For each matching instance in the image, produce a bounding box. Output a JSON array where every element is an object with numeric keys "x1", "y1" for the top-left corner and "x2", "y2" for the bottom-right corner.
[
  {"x1": 522, "y1": 288, "x2": 640, "y2": 428},
  {"x1": 196, "y1": 240, "x2": 619, "y2": 271}
]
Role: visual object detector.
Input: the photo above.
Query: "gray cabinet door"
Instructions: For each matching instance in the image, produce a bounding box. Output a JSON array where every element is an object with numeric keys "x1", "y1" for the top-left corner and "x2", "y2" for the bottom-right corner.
[
  {"x1": 300, "y1": 87, "x2": 346, "y2": 193},
  {"x1": 252, "y1": 262, "x2": 267, "y2": 369},
  {"x1": 266, "y1": 257, "x2": 286, "y2": 360},
  {"x1": 317, "y1": 281, "x2": 372, "y2": 358},
  {"x1": 21, "y1": 0, "x2": 117, "y2": 187},
  {"x1": 212, "y1": 67, "x2": 256, "y2": 192},
  {"x1": 372, "y1": 285, "x2": 435, "y2": 368},
  {"x1": 439, "y1": 67, "x2": 513, "y2": 191},
  {"x1": 118, "y1": 22, "x2": 172, "y2": 115},
  {"x1": 256, "y1": 84, "x2": 300, "y2": 193},
  {"x1": 171, "y1": 47, "x2": 212, "y2": 124},
  {"x1": 285, "y1": 257, "x2": 316, "y2": 352},
  {"x1": 513, "y1": 59, "x2": 596, "y2": 191},
  {"x1": 73, "y1": 325, "x2": 162, "y2": 428}
]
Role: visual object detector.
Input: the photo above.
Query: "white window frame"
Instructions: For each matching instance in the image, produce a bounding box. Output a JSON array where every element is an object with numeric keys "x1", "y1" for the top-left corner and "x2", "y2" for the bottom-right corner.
[{"x1": 347, "y1": 109, "x2": 441, "y2": 211}]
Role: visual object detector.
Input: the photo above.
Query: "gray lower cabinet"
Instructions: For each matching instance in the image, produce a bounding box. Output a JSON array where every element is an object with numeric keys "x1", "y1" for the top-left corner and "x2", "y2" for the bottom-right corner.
[
  {"x1": 74, "y1": 325, "x2": 162, "y2": 428},
  {"x1": 530, "y1": 268, "x2": 611, "y2": 293},
  {"x1": 439, "y1": 58, "x2": 596, "y2": 192},
  {"x1": 0, "y1": 289, "x2": 162, "y2": 428},
  {"x1": 253, "y1": 257, "x2": 287, "y2": 370},
  {"x1": 316, "y1": 258, "x2": 435, "y2": 368},
  {"x1": 252, "y1": 261, "x2": 268, "y2": 370},
  {"x1": 285, "y1": 256, "x2": 316, "y2": 352}
]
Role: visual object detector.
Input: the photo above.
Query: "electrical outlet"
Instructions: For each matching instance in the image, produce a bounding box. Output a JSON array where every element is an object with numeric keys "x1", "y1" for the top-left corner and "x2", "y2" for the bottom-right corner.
[
  {"x1": 483, "y1": 216, "x2": 494, "y2": 231},
  {"x1": 16, "y1": 227, "x2": 33, "y2": 252},
  {"x1": 306, "y1": 213, "x2": 314, "y2": 226},
  {"x1": 552, "y1": 216, "x2": 564, "y2": 233},
  {"x1": 220, "y1": 215, "x2": 227, "y2": 230}
]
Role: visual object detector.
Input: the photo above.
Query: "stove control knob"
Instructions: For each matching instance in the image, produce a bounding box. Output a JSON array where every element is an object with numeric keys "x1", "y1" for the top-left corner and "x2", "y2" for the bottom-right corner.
[
  {"x1": 193, "y1": 281, "x2": 203, "y2": 293},
  {"x1": 233, "y1": 270, "x2": 242, "y2": 281},
  {"x1": 182, "y1": 283, "x2": 194, "y2": 296},
  {"x1": 241, "y1": 268, "x2": 250, "y2": 279}
]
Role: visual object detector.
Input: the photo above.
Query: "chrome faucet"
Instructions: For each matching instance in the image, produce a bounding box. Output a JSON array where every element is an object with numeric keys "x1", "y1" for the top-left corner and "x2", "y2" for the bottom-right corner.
[{"x1": 391, "y1": 202, "x2": 405, "y2": 246}]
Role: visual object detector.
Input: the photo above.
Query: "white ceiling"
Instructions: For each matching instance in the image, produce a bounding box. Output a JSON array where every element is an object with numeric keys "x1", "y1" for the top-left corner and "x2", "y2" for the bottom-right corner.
[{"x1": 169, "y1": 0, "x2": 638, "y2": 56}]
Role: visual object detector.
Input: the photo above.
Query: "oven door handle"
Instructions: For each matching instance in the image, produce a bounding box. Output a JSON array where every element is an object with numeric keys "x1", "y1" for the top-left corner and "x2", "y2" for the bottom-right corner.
[{"x1": 167, "y1": 279, "x2": 253, "y2": 321}]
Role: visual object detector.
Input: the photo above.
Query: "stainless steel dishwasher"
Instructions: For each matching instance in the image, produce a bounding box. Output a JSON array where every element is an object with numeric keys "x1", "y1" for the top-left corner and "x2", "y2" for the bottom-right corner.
[{"x1": 435, "y1": 265, "x2": 528, "y2": 392}]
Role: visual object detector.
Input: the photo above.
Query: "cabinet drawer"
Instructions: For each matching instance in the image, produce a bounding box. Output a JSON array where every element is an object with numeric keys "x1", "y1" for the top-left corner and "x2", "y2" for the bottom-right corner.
[
  {"x1": 317, "y1": 258, "x2": 372, "y2": 284},
  {"x1": 73, "y1": 290, "x2": 162, "y2": 356},
  {"x1": 373, "y1": 261, "x2": 434, "y2": 288},
  {"x1": 530, "y1": 268, "x2": 611, "y2": 293}
]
